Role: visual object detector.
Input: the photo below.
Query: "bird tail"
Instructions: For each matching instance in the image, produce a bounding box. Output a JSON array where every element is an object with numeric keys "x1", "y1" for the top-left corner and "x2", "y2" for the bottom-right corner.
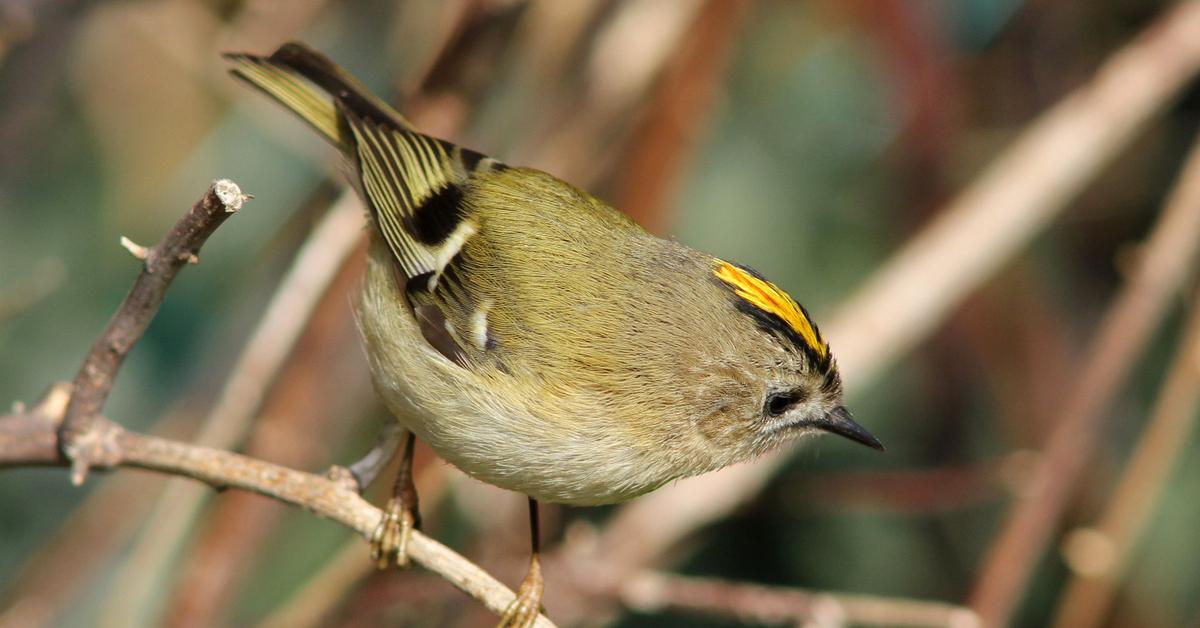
[{"x1": 223, "y1": 42, "x2": 414, "y2": 148}]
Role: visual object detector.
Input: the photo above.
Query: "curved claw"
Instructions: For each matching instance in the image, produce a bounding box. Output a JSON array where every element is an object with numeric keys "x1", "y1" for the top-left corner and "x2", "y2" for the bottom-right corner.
[
  {"x1": 496, "y1": 555, "x2": 544, "y2": 628},
  {"x1": 370, "y1": 497, "x2": 415, "y2": 569}
]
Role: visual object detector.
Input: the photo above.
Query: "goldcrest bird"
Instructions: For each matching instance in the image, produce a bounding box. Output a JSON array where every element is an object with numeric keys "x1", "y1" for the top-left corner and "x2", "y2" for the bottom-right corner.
[{"x1": 225, "y1": 42, "x2": 883, "y2": 628}]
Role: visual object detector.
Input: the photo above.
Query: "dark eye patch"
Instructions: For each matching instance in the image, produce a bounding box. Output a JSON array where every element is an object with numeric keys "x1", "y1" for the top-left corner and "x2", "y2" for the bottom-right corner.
[{"x1": 765, "y1": 391, "x2": 804, "y2": 417}]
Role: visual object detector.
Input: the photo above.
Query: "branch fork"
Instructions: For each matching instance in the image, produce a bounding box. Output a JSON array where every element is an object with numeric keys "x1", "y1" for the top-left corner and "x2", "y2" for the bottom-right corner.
[
  {"x1": 57, "y1": 179, "x2": 248, "y2": 484},
  {"x1": 1, "y1": 179, "x2": 556, "y2": 627}
]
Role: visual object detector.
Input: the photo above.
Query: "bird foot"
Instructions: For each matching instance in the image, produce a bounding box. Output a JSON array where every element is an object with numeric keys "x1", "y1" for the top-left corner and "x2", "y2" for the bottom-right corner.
[
  {"x1": 497, "y1": 555, "x2": 544, "y2": 628},
  {"x1": 370, "y1": 497, "x2": 415, "y2": 569}
]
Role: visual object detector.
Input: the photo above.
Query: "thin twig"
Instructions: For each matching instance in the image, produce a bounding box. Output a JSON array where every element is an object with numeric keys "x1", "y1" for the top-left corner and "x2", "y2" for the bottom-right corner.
[
  {"x1": 969, "y1": 129, "x2": 1200, "y2": 624},
  {"x1": 58, "y1": 179, "x2": 248, "y2": 485},
  {"x1": 0, "y1": 172, "x2": 548, "y2": 625},
  {"x1": 621, "y1": 570, "x2": 980, "y2": 628},
  {"x1": 99, "y1": 194, "x2": 362, "y2": 628},
  {"x1": 0, "y1": 383, "x2": 71, "y2": 467},
  {"x1": 570, "y1": 2, "x2": 1200, "y2": 604},
  {"x1": 0, "y1": 394, "x2": 555, "y2": 628},
  {"x1": 0, "y1": 200, "x2": 360, "y2": 628},
  {"x1": 156, "y1": 5, "x2": 494, "y2": 619},
  {"x1": 1050, "y1": 290, "x2": 1200, "y2": 627}
]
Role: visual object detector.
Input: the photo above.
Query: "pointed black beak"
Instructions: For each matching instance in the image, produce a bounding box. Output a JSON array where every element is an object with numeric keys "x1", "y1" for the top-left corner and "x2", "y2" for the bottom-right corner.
[{"x1": 814, "y1": 406, "x2": 884, "y2": 451}]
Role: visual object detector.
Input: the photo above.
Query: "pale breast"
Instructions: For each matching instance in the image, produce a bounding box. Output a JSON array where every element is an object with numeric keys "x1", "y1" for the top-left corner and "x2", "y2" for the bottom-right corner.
[{"x1": 357, "y1": 246, "x2": 702, "y2": 505}]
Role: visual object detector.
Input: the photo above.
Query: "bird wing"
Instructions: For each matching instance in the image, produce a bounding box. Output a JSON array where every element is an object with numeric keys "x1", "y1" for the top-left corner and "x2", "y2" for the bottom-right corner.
[{"x1": 227, "y1": 42, "x2": 505, "y2": 368}]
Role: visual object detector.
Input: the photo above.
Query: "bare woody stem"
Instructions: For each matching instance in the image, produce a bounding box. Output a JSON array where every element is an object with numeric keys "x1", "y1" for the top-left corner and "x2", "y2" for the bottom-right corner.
[
  {"x1": 58, "y1": 179, "x2": 249, "y2": 485},
  {"x1": 0, "y1": 389, "x2": 555, "y2": 628}
]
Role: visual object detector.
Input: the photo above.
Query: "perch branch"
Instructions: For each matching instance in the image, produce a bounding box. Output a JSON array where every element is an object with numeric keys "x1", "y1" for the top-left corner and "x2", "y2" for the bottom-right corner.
[
  {"x1": 57, "y1": 179, "x2": 248, "y2": 485},
  {"x1": 0, "y1": 176, "x2": 551, "y2": 626},
  {"x1": 0, "y1": 198, "x2": 361, "y2": 628},
  {"x1": 100, "y1": 192, "x2": 363, "y2": 628},
  {"x1": 0, "y1": 391, "x2": 554, "y2": 628}
]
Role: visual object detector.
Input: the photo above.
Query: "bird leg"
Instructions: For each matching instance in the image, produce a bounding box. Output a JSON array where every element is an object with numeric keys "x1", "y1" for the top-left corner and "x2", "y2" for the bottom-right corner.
[
  {"x1": 497, "y1": 498, "x2": 545, "y2": 628},
  {"x1": 369, "y1": 429, "x2": 421, "y2": 569},
  {"x1": 347, "y1": 421, "x2": 404, "y2": 490}
]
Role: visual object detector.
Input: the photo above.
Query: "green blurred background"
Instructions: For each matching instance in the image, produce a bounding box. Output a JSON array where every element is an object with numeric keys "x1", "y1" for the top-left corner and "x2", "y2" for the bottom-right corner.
[{"x1": 2, "y1": 1, "x2": 1198, "y2": 627}]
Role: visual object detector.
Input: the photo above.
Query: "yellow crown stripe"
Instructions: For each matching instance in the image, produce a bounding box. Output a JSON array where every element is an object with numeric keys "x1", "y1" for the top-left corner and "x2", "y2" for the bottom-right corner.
[{"x1": 714, "y1": 261, "x2": 827, "y2": 358}]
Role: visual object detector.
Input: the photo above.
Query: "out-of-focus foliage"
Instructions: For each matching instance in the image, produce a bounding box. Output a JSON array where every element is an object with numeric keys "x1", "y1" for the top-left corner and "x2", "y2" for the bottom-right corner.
[{"x1": 2, "y1": 1, "x2": 1198, "y2": 627}]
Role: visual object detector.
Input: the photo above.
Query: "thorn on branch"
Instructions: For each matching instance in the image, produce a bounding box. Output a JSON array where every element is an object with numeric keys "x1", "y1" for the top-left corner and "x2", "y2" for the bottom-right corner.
[
  {"x1": 67, "y1": 417, "x2": 125, "y2": 486},
  {"x1": 326, "y1": 465, "x2": 361, "y2": 494},
  {"x1": 35, "y1": 382, "x2": 72, "y2": 424},
  {"x1": 120, "y1": 236, "x2": 149, "y2": 260}
]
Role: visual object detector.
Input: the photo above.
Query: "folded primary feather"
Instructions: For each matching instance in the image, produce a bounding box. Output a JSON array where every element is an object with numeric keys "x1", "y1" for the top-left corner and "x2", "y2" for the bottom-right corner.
[{"x1": 228, "y1": 43, "x2": 510, "y2": 368}]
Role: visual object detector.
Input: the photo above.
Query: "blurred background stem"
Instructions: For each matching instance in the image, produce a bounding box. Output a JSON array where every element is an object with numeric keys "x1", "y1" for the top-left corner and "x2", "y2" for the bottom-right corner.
[{"x1": 5, "y1": 2, "x2": 1200, "y2": 627}]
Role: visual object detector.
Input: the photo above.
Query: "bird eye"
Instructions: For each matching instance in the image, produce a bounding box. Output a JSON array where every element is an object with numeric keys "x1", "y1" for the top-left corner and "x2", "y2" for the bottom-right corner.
[{"x1": 765, "y1": 391, "x2": 802, "y2": 417}]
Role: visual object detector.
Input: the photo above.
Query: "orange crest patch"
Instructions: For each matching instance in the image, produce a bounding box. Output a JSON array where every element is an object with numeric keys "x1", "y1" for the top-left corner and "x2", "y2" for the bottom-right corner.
[{"x1": 714, "y1": 261, "x2": 828, "y2": 359}]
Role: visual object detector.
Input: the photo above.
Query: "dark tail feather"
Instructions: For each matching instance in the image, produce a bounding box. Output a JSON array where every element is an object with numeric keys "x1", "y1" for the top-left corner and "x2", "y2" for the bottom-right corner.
[
  {"x1": 224, "y1": 42, "x2": 412, "y2": 148},
  {"x1": 266, "y1": 43, "x2": 412, "y2": 131}
]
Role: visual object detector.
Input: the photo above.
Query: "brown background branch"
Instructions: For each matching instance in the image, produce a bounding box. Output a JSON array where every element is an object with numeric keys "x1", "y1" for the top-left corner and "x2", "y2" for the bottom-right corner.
[
  {"x1": 1051, "y1": 289, "x2": 1200, "y2": 627},
  {"x1": 968, "y1": 128, "x2": 1200, "y2": 626},
  {"x1": 621, "y1": 571, "x2": 980, "y2": 628},
  {"x1": 561, "y1": 5, "x2": 1200, "y2": 608},
  {"x1": 7, "y1": 3, "x2": 1200, "y2": 627}
]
